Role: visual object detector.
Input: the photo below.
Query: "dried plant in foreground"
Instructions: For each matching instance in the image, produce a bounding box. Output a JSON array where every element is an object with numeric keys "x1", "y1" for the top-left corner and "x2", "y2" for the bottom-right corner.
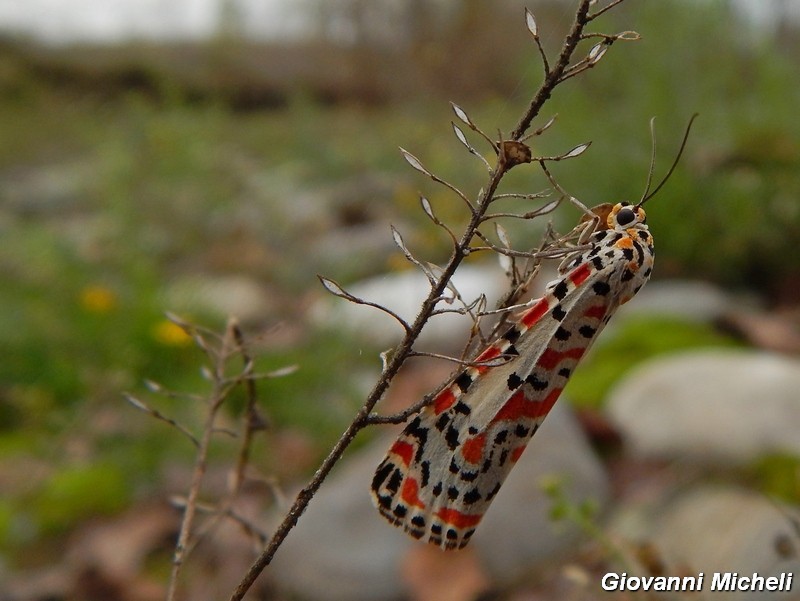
[{"x1": 125, "y1": 317, "x2": 296, "y2": 601}]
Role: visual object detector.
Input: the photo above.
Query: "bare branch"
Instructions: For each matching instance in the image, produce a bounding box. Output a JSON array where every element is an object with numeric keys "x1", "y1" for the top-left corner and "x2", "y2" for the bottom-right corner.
[
  {"x1": 124, "y1": 394, "x2": 200, "y2": 448},
  {"x1": 525, "y1": 7, "x2": 551, "y2": 74},
  {"x1": 420, "y1": 194, "x2": 459, "y2": 248},
  {"x1": 400, "y1": 147, "x2": 476, "y2": 215},
  {"x1": 452, "y1": 122, "x2": 493, "y2": 171},
  {"x1": 318, "y1": 275, "x2": 412, "y2": 334},
  {"x1": 451, "y1": 102, "x2": 498, "y2": 152},
  {"x1": 589, "y1": 0, "x2": 626, "y2": 21}
]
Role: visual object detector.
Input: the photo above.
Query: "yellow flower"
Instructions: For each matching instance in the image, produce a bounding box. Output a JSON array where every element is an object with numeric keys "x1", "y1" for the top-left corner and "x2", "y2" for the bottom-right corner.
[
  {"x1": 152, "y1": 320, "x2": 192, "y2": 347},
  {"x1": 79, "y1": 285, "x2": 118, "y2": 314}
]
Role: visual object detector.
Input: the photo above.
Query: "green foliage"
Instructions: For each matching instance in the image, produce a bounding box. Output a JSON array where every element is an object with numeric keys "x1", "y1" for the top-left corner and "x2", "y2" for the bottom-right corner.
[
  {"x1": 565, "y1": 316, "x2": 742, "y2": 408},
  {"x1": 751, "y1": 454, "x2": 800, "y2": 503},
  {"x1": 34, "y1": 462, "x2": 131, "y2": 533}
]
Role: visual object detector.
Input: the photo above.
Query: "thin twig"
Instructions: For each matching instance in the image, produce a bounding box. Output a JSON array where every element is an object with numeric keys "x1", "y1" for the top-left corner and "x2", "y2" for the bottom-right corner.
[{"x1": 165, "y1": 325, "x2": 236, "y2": 601}]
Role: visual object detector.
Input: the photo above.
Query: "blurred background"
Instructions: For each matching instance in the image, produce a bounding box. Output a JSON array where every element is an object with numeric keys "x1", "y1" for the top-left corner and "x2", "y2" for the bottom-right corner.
[{"x1": 1, "y1": 1, "x2": 800, "y2": 600}]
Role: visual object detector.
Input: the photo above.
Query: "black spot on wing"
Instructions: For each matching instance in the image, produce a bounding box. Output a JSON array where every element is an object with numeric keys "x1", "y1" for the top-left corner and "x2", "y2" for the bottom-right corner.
[
  {"x1": 552, "y1": 280, "x2": 569, "y2": 300},
  {"x1": 454, "y1": 400, "x2": 471, "y2": 415},
  {"x1": 507, "y1": 372, "x2": 523, "y2": 390},
  {"x1": 579, "y1": 325, "x2": 597, "y2": 338},
  {"x1": 454, "y1": 371, "x2": 473, "y2": 392},
  {"x1": 463, "y1": 488, "x2": 482, "y2": 505},
  {"x1": 554, "y1": 326, "x2": 571, "y2": 341},
  {"x1": 386, "y1": 468, "x2": 403, "y2": 494},
  {"x1": 373, "y1": 462, "x2": 394, "y2": 491},
  {"x1": 445, "y1": 425, "x2": 460, "y2": 450},
  {"x1": 526, "y1": 373, "x2": 548, "y2": 391},
  {"x1": 486, "y1": 482, "x2": 502, "y2": 501},
  {"x1": 420, "y1": 461, "x2": 430, "y2": 487},
  {"x1": 461, "y1": 470, "x2": 479, "y2": 482},
  {"x1": 593, "y1": 281, "x2": 611, "y2": 296},
  {"x1": 503, "y1": 327, "x2": 521, "y2": 343},
  {"x1": 551, "y1": 305, "x2": 567, "y2": 321}
]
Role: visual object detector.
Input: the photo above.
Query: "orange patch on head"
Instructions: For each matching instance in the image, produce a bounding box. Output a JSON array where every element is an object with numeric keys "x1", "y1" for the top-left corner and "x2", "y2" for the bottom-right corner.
[{"x1": 615, "y1": 236, "x2": 634, "y2": 249}]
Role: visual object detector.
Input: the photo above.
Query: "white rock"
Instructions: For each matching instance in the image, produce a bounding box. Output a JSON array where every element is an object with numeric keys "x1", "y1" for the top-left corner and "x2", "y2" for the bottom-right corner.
[
  {"x1": 607, "y1": 350, "x2": 800, "y2": 464},
  {"x1": 270, "y1": 402, "x2": 609, "y2": 600},
  {"x1": 310, "y1": 264, "x2": 513, "y2": 351},
  {"x1": 610, "y1": 486, "x2": 800, "y2": 601},
  {"x1": 614, "y1": 279, "x2": 743, "y2": 323},
  {"x1": 164, "y1": 274, "x2": 276, "y2": 322}
]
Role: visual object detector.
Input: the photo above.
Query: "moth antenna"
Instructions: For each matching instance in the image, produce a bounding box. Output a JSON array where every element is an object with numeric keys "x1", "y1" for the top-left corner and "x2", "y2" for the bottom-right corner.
[
  {"x1": 637, "y1": 113, "x2": 699, "y2": 208},
  {"x1": 638, "y1": 117, "x2": 658, "y2": 204}
]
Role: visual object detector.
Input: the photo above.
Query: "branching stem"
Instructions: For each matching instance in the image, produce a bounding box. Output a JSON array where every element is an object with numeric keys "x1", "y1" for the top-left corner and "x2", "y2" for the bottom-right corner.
[{"x1": 228, "y1": 1, "x2": 627, "y2": 598}]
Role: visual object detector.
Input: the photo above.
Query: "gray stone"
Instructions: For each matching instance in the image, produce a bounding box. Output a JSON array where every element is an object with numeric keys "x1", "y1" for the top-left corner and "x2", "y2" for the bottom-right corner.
[
  {"x1": 606, "y1": 350, "x2": 800, "y2": 464},
  {"x1": 310, "y1": 264, "x2": 511, "y2": 351},
  {"x1": 609, "y1": 486, "x2": 800, "y2": 601},
  {"x1": 613, "y1": 279, "x2": 744, "y2": 323},
  {"x1": 163, "y1": 274, "x2": 277, "y2": 322},
  {"x1": 270, "y1": 402, "x2": 610, "y2": 601}
]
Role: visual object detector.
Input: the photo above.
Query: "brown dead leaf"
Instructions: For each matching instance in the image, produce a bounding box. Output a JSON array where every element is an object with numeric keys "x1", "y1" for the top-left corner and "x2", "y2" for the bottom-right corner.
[{"x1": 402, "y1": 543, "x2": 492, "y2": 601}]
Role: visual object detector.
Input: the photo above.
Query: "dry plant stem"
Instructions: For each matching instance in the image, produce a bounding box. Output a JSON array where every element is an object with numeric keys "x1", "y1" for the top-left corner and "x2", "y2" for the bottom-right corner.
[
  {"x1": 230, "y1": 1, "x2": 615, "y2": 598},
  {"x1": 166, "y1": 326, "x2": 237, "y2": 601},
  {"x1": 511, "y1": 0, "x2": 592, "y2": 141}
]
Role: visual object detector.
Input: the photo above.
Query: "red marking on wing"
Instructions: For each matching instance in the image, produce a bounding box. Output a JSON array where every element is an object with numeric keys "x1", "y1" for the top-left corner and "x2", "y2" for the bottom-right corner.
[
  {"x1": 460, "y1": 433, "x2": 487, "y2": 465},
  {"x1": 521, "y1": 298, "x2": 550, "y2": 327},
  {"x1": 435, "y1": 507, "x2": 483, "y2": 529},
  {"x1": 433, "y1": 388, "x2": 456, "y2": 414},
  {"x1": 401, "y1": 476, "x2": 426, "y2": 509},
  {"x1": 491, "y1": 387, "x2": 563, "y2": 423},
  {"x1": 390, "y1": 440, "x2": 414, "y2": 466},
  {"x1": 510, "y1": 445, "x2": 527, "y2": 463},
  {"x1": 569, "y1": 262, "x2": 591, "y2": 286},
  {"x1": 475, "y1": 346, "x2": 501, "y2": 374},
  {"x1": 584, "y1": 304, "x2": 607, "y2": 320},
  {"x1": 537, "y1": 346, "x2": 586, "y2": 370}
]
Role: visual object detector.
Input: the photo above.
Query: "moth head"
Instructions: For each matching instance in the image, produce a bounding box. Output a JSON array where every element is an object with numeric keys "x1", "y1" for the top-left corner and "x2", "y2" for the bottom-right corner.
[{"x1": 609, "y1": 202, "x2": 646, "y2": 230}]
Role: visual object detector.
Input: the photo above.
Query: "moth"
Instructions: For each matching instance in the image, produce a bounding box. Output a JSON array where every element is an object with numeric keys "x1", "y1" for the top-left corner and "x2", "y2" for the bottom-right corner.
[
  {"x1": 370, "y1": 115, "x2": 696, "y2": 549},
  {"x1": 370, "y1": 201, "x2": 653, "y2": 549}
]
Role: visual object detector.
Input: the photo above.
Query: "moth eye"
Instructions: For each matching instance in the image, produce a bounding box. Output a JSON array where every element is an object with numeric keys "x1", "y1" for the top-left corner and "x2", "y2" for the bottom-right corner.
[{"x1": 616, "y1": 207, "x2": 636, "y2": 226}]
